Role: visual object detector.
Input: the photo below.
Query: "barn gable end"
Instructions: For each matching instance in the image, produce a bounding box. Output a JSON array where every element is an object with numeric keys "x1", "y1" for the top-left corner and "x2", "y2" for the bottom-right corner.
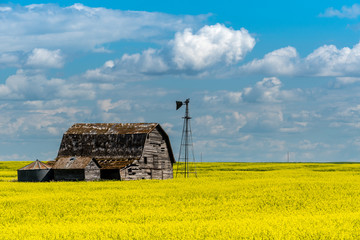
[{"x1": 136, "y1": 126, "x2": 174, "y2": 180}]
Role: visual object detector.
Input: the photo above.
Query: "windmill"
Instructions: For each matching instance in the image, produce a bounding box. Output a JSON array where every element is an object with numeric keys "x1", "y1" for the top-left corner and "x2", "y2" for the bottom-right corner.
[{"x1": 176, "y1": 98, "x2": 197, "y2": 177}]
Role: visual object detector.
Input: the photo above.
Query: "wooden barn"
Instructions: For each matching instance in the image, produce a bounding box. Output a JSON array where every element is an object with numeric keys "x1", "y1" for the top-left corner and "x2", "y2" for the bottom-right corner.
[{"x1": 53, "y1": 123, "x2": 175, "y2": 181}]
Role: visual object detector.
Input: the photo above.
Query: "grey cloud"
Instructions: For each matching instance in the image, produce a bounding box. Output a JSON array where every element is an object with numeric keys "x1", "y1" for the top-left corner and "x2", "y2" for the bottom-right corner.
[
  {"x1": 204, "y1": 77, "x2": 302, "y2": 104},
  {"x1": 320, "y1": 4, "x2": 360, "y2": 19},
  {"x1": 0, "y1": 53, "x2": 20, "y2": 68},
  {"x1": 0, "y1": 3, "x2": 208, "y2": 53},
  {"x1": 0, "y1": 70, "x2": 95, "y2": 100}
]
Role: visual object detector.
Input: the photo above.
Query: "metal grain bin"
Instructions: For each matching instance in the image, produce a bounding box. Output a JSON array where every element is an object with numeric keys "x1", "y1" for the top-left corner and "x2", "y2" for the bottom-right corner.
[{"x1": 18, "y1": 160, "x2": 53, "y2": 182}]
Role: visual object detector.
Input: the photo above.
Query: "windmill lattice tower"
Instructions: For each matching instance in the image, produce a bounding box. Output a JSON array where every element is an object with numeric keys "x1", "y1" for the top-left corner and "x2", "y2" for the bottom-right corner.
[{"x1": 175, "y1": 98, "x2": 197, "y2": 178}]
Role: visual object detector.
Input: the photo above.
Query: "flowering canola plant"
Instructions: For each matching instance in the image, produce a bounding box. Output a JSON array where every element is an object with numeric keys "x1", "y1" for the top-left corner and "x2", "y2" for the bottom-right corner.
[{"x1": 0, "y1": 162, "x2": 360, "y2": 239}]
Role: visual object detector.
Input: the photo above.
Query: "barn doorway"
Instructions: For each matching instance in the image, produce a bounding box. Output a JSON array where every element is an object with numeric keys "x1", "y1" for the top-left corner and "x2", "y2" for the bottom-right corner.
[{"x1": 100, "y1": 169, "x2": 121, "y2": 180}]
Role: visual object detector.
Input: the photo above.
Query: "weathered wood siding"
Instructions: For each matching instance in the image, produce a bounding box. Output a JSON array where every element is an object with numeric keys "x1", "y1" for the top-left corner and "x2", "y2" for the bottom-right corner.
[
  {"x1": 121, "y1": 127, "x2": 173, "y2": 180},
  {"x1": 54, "y1": 160, "x2": 100, "y2": 181},
  {"x1": 121, "y1": 162, "x2": 144, "y2": 180},
  {"x1": 84, "y1": 159, "x2": 100, "y2": 181}
]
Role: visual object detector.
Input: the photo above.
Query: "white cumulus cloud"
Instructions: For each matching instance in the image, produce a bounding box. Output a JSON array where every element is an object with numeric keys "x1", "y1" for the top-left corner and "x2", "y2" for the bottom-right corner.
[
  {"x1": 240, "y1": 42, "x2": 360, "y2": 78},
  {"x1": 120, "y1": 48, "x2": 169, "y2": 74},
  {"x1": 85, "y1": 24, "x2": 255, "y2": 80},
  {"x1": 240, "y1": 46, "x2": 299, "y2": 76},
  {"x1": 304, "y1": 43, "x2": 360, "y2": 76},
  {"x1": 26, "y1": 48, "x2": 64, "y2": 68},
  {"x1": 242, "y1": 77, "x2": 283, "y2": 103},
  {"x1": 171, "y1": 23, "x2": 255, "y2": 70},
  {"x1": 204, "y1": 77, "x2": 302, "y2": 104}
]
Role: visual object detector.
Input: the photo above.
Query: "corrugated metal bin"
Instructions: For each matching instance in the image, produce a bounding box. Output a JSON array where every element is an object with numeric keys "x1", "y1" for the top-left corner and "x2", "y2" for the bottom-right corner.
[{"x1": 18, "y1": 160, "x2": 53, "y2": 182}]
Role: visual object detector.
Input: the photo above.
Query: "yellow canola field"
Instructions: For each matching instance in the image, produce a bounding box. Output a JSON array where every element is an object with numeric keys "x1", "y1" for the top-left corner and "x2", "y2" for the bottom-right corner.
[{"x1": 1, "y1": 162, "x2": 360, "y2": 239}]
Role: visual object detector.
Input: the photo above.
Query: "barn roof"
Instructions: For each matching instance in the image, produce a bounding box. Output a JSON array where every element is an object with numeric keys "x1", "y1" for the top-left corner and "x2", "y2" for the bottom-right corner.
[
  {"x1": 65, "y1": 123, "x2": 158, "y2": 135},
  {"x1": 56, "y1": 122, "x2": 175, "y2": 167},
  {"x1": 46, "y1": 161, "x2": 56, "y2": 167},
  {"x1": 94, "y1": 157, "x2": 137, "y2": 169},
  {"x1": 18, "y1": 160, "x2": 51, "y2": 170},
  {"x1": 53, "y1": 156, "x2": 100, "y2": 169},
  {"x1": 54, "y1": 156, "x2": 136, "y2": 169}
]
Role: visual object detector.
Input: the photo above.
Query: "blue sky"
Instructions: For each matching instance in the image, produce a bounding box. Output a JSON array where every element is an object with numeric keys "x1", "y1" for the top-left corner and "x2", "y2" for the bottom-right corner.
[{"x1": 2, "y1": 1, "x2": 360, "y2": 162}]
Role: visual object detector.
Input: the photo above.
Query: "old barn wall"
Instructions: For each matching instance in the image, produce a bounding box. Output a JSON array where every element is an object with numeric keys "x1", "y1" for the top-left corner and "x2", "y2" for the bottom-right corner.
[
  {"x1": 121, "y1": 127, "x2": 173, "y2": 180},
  {"x1": 122, "y1": 163, "x2": 144, "y2": 180},
  {"x1": 84, "y1": 159, "x2": 100, "y2": 181}
]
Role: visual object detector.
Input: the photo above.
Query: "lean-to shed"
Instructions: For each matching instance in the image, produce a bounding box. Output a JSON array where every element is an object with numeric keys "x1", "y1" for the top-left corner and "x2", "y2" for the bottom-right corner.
[
  {"x1": 18, "y1": 160, "x2": 53, "y2": 182},
  {"x1": 54, "y1": 123, "x2": 175, "y2": 181},
  {"x1": 53, "y1": 156, "x2": 101, "y2": 181}
]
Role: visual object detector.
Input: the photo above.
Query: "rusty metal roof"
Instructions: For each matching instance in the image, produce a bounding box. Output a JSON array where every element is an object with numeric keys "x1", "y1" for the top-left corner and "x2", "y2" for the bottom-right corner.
[
  {"x1": 65, "y1": 123, "x2": 158, "y2": 135},
  {"x1": 53, "y1": 156, "x2": 98, "y2": 169},
  {"x1": 46, "y1": 161, "x2": 56, "y2": 167},
  {"x1": 18, "y1": 160, "x2": 51, "y2": 170},
  {"x1": 54, "y1": 156, "x2": 137, "y2": 169},
  {"x1": 94, "y1": 157, "x2": 138, "y2": 169}
]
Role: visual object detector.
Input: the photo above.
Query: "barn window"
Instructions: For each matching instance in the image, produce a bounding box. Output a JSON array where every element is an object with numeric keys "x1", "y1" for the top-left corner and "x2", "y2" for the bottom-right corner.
[
  {"x1": 144, "y1": 157, "x2": 147, "y2": 164},
  {"x1": 128, "y1": 168, "x2": 136, "y2": 175}
]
